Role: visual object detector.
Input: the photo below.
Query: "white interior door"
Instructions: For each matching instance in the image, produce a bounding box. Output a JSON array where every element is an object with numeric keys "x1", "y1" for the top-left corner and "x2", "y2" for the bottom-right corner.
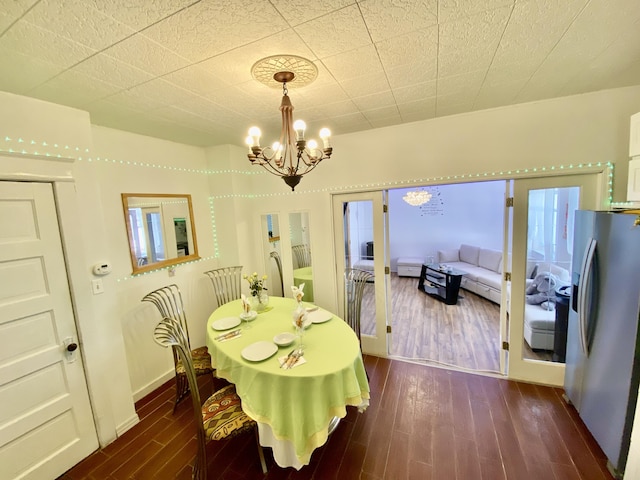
[
  {"x1": 0, "y1": 182, "x2": 98, "y2": 479},
  {"x1": 332, "y1": 191, "x2": 390, "y2": 356},
  {"x1": 509, "y1": 173, "x2": 600, "y2": 385}
]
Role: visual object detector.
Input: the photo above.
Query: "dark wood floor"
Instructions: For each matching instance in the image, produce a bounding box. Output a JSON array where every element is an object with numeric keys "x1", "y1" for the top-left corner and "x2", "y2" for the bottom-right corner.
[{"x1": 59, "y1": 356, "x2": 613, "y2": 480}]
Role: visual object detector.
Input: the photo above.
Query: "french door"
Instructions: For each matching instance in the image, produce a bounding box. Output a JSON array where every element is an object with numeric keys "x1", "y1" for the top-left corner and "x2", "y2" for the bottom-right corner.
[
  {"x1": 508, "y1": 173, "x2": 600, "y2": 385},
  {"x1": 332, "y1": 191, "x2": 390, "y2": 356}
]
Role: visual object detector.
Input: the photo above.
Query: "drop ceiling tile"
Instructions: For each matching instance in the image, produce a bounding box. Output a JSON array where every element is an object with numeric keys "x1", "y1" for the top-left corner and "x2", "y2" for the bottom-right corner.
[
  {"x1": 0, "y1": 20, "x2": 97, "y2": 69},
  {"x1": 351, "y1": 90, "x2": 396, "y2": 110},
  {"x1": 483, "y1": 61, "x2": 539, "y2": 86},
  {"x1": 0, "y1": 47, "x2": 62, "y2": 93},
  {"x1": 436, "y1": 101, "x2": 474, "y2": 117},
  {"x1": 363, "y1": 105, "x2": 400, "y2": 121},
  {"x1": 491, "y1": 0, "x2": 589, "y2": 67},
  {"x1": 474, "y1": 79, "x2": 527, "y2": 109},
  {"x1": 198, "y1": 28, "x2": 316, "y2": 86},
  {"x1": 436, "y1": 91, "x2": 477, "y2": 107},
  {"x1": 375, "y1": 25, "x2": 438, "y2": 69},
  {"x1": 369, "y1": 113, "x2": 403, "y2": 128},
  {"x1": 359, "y1": 0, "x2": 437, "y2": 43},
  {"x1": 294, "y1": 82, "x2": 351, "y2": 107},
  {"x1": 515, "y1": 73, "x2": 569, "y2": 103},
  {"x1": 127, "y1": 78, "x2": 205, "y2": 108},
  {"x1": 315, "y1": 99, "x2": 360, "y2": 117},
  {"x1": 99, "y1": 88, "x2": 169, "y2": 112},
  {"x1": 330, "y1": 111, "x2": 369, "y2": 128},
  {"x1": 162, "y1": 66, "x2": 231, "y2": 99},
  {"x1": 176, "y1": 96, "x2": 245, "y2": 123},
  {"x1": 102, "y1": 33, "x2": 190, "y2": 76},
  {"x1": 402, "y1": 110, "x2": 436, "y2": 123},
  {"x1": 72, "y1": 53, "x2": 155, "y2": 90},
  {"x1": 339, "y1": 74, "x2": 390, "y2": 98},
  {"x1": 269, "y1": 0, "x2": 354, "y2": 26},
  {"x1": 393, "y1": 81, "x2": 437, "y2": 103},
  {"x1": 85, "y1": 0, "x2": 195, "y2": 30},
  {"x1": 29, "y1": 69, "x2": 122, "y2": 107},
  {"x1": 438, "y1": 0, "x2": 514, "y2": 23},
  {"x1": 437, "y1": 48, "x2": 494, "y2": 78},
  {"x1": 438, "y1": 6, "x2": 511, "y2": 56},
  {"x1": 0, "y1": 0, "x2": 39, "y2": 33},
  {"x1": 322, "y1": 44, "x2": 384, "y2": 81},
  {"x1": 141, "y1": 0, "x2": 289, "y2": 63},
  {"x1": 294, "y1": 4, "x2": 371, "y2": 59},
  {"x1": 397, "y1": 98, "x2": 436, "y2": 117},
  {"x1": 23, "y1": 0, "x2": 137, "y2": 50},
  {"x1": 386, "y1": 60, "x2": 437, "y2": 88},
  {"x1": 437, "y1": 70, "x2": 486, "y2": 96}
]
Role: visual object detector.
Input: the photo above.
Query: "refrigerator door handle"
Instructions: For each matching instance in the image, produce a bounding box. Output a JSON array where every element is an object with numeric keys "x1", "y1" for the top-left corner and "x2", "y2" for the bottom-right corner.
[{"x1": 577, "y1": 237, "x2": 596, "y2": 355}]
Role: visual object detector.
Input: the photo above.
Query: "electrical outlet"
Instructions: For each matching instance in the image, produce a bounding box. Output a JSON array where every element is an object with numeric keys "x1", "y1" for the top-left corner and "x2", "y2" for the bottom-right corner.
[{"x1": 91, "y1": 279, "x2": 104, "y2": 295}]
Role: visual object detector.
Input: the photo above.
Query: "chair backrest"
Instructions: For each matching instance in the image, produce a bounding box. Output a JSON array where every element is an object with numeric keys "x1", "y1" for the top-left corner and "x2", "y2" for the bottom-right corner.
[
  {"x1": 153, "y1": 317, "x2": 207, "y2": 479},
  {"x1": 270, "y1": 251, "x2": 284, "y2": 296},
  {"x1": 344, "y1": 268, "x2": 375, "y2": 343},
  {"x1": 204, "y1": 266, "x2": 243, "y2": 307},
  {"x1": 142, "y1": 284, "x2": 191, "y2": 348},
  {"x1": 292, "y1": 244, "x2": 312, "y2": 268}
]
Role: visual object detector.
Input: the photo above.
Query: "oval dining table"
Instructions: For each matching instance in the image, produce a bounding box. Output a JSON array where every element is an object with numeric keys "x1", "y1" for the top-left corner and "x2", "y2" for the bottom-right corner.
[{"x1": 206, "y1": 296, "x2": 370, "y2": 470}]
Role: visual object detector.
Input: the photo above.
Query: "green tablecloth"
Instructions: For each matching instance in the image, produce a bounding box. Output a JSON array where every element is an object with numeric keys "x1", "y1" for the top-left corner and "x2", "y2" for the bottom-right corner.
[
  {"x1": 206, "y1": 297, "x2": 369, "y2": 468},
  {"x1": 293, "y1": 267, "x2": 313, "y2": 301}
]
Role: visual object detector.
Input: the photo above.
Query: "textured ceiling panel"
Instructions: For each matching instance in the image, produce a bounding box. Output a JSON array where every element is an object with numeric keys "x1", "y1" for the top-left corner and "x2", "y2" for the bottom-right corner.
[{"x1": 0, "y1": 0, "x2": 638, "y2": 147}]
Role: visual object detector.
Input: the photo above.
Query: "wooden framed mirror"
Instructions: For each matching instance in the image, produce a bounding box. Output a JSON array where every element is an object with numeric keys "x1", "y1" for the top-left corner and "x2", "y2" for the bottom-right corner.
[{"x1": 122, "y1": 193, "x2": 200, "y2": 274}]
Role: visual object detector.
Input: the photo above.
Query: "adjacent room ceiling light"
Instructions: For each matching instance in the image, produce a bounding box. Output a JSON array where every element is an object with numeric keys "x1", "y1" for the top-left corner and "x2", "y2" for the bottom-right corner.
[
  {"x1": 245, "y1": 55, "x2": 333, "y2": 191},
  {"x1": 403, "y1": 189, "x2": 432, "y2": 206}
]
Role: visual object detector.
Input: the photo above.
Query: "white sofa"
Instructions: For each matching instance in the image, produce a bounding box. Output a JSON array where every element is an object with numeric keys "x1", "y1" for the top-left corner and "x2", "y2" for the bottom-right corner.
[
  {"x1": 438, "y1": 244, "x2": 571, "y2": 351},
  {"x1": 437, "y1": 244, "x2": 504, "y2": 304}
]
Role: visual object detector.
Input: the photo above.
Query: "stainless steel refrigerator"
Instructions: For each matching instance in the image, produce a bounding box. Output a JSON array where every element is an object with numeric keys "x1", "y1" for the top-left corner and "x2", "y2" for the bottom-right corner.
[{"x1": 564, "y1": 210, "x2": 640, "y2": 479}]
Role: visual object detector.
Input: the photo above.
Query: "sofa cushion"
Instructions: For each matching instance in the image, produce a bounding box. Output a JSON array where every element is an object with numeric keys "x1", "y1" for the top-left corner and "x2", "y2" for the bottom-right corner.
[
  {"x1": 447, "y1": 262, "x2": 483, "y2": 282},
  {"x1": 475, "y1": 270, "x2": 502, "y2": 290},
  {"x1": 524, "y1": 304, "x2": 556, "y2": 330},
  {"x1": 438, "y1": 249, "x2": 459, "y2": 263},
  {"x1": 459, "y1": 244, "x2": 480, "y2": 265},
  {"x1": 478, "y1": 248, "x2": 502, "y2": 273}
]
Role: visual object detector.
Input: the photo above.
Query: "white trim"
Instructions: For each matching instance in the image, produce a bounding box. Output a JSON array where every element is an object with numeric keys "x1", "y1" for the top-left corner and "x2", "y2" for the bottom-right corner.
[
  {"x1": 115, "y1": 414, "x2": 140, "y2": 437},
  {"x1": 132, "y1": 370, "x2": 174, "y2": 403}
]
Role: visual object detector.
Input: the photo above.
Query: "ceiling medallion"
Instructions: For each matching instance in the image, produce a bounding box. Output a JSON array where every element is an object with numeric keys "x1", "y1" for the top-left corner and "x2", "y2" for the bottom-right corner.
[{"x1": 246, "y1": 55, "x2": 332, "y2": 191}]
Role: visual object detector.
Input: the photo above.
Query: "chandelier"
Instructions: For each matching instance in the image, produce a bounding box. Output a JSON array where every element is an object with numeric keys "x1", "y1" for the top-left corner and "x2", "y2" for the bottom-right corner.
[
  {"x1": 403, "y1": 189, "x2": 432, "y2": 206},
  {"x1": 245, "y1": 55, "x2": 333, "y2": 191}
]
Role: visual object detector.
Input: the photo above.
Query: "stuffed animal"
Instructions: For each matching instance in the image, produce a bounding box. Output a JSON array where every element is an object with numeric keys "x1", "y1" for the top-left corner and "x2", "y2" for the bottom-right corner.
[{"x1": 526, "y1": 272, "x2": 557, "y2": 310}]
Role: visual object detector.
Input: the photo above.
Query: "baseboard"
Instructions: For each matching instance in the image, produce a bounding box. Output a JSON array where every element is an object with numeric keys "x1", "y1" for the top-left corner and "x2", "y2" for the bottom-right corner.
[
  {"x1": 116, "y1": 413, "x2": 140, "y2": 437},
  {"x1": 132, "y1": 370, "x2": 174, "y2": 402}
]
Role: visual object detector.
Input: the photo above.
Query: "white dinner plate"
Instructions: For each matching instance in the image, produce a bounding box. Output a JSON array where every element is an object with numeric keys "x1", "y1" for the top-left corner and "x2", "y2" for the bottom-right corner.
[
  {"x1": 241, "y1": 341, "x2": 278, "y2": 362},
  {"x1": 308, "y1": 309, "x2": 332, "y2": 324},
  {"x1": 211, "y1": 316, "x2": 241, "y2": 331}
]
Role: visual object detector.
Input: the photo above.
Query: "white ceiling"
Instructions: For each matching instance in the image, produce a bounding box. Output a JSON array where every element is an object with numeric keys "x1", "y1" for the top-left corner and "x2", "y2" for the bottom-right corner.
[{"x1": 2, "y1": 0, "x2": 640, "y2": 148}]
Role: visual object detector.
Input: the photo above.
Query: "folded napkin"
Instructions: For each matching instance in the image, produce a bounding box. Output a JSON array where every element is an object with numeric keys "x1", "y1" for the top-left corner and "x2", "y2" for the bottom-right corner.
[
  {"x1": 291, "y1": 283, "x2": 305, "y2": 303},
  {"x1": 278, "y1": 353, "x2": 306, "y2": 369},
  {"x1": 215, "y1": 329, "x2": 241, "y2": 342},
  {"x1": 240, "y1": 293, "x2": 251, "y2": 314}
]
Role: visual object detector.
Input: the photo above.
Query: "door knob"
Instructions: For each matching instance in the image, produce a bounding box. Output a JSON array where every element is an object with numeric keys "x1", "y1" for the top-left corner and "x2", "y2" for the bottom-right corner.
[
  {"x1": 63, "y1": 337, "x2": 79, "y2": 362},
  {"x1": 66, "y1": 342, "x2": 78, "y2": 352}
]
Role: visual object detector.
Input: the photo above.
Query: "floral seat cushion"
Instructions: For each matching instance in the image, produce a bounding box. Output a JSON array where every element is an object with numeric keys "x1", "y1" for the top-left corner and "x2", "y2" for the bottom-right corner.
[{"x1": 202, "y1": 384, "x2": 255, "y2": 441}]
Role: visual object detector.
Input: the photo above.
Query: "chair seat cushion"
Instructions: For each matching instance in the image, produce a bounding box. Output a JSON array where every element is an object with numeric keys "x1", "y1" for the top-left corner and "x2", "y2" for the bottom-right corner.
[
  {"x1": 176, "y1": 346, "x2": 213, "y2": 375},
  {"x1": 202, "y1": 384, "x2": 255, "y2": 441}
]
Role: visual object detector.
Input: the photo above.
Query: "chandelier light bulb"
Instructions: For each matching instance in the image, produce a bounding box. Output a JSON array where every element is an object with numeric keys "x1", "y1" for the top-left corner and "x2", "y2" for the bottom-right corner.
[
  {"x1": 319, "y1": 128, "x2": 331, "y2": 148},
  {"x1": 248, "y1": 126, "x2": 261, "y2": 146},
  {"x1": 272, "y1": 141, "x2": 282, "y2": 160},
  {"x1": 245, "y1": 135, "x2": 254, "y2": 152},
  {"x1": 293, "y1": 120, "x2": 306, "y2": 140}
]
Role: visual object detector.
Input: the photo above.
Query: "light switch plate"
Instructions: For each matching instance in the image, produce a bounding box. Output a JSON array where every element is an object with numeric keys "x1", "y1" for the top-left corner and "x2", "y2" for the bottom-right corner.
[{"x1": 91, "y1": 279, "x2": 104, "y2": 295}]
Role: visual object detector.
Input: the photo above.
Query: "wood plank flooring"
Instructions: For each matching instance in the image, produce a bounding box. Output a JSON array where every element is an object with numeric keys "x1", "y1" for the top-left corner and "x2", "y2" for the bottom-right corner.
[
  {"x1": 361, "y1": 274, "x2": 552, "y2": 373},
  {"x1": 58, "y1": 356, "x2": 613, "y2": 479}
]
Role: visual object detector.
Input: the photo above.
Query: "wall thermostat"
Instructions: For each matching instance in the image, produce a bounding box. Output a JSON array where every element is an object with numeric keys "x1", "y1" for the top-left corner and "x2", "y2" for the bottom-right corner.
[{"x1": 93, "y1": 262, "x2": 112, "y2": 276}]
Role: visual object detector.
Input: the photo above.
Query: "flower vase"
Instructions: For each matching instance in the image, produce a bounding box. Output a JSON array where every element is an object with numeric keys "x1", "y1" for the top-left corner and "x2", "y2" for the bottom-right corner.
[{"x1": 249, "y1": 291, "x2": 269, "y2": 312}]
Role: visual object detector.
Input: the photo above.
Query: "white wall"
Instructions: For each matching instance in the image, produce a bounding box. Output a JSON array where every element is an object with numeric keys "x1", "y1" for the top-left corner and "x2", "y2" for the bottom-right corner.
[
  {"x1": 1, "y1": 85, "x2": 640, "y2": 468},
  {"x1": 388, "y1": 182, "x2": 505, "y2": 269}
]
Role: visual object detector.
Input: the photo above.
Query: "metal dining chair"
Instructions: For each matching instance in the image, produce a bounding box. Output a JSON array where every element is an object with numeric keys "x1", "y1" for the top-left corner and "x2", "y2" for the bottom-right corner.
[
  {"x1": 153, "y1": 317, "x2": 267, "y2": 478},
  {"x1": 269, "y1": 251, "x2": 284, "y2": 296},
  {"x1": 292, "y1": 244, "x2": 312, "y2": 268},
  {"x1": 344, "y1": 268, "x2": 375, "y2": 346},
  {"x1": 204, "y1": 266, "x2": 244, "y2": 307},
  {"x1": 142, "y1": 284, "x2": 213, "y2": 411}
]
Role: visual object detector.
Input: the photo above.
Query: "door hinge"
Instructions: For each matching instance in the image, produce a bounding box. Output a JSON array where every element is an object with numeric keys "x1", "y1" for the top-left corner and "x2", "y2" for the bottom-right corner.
[
  {"x1": 383, "y1": 204, "x2": 388, "y2": 213},
  {"x1": 387, "y1": 325, "x2": 392, "y2": 333},
  {"x1": 385, "y1": 266, "x2": 390, "y2": 275},
  {"x1": 504, "y1": 272, "x2": 511, "y2": 281},
  {"x1": 502, "y1": 341, "x2": 509, "y2": 351},
  {"x1": 506, "y1": 197, "x2": 514, "y2": 207}
]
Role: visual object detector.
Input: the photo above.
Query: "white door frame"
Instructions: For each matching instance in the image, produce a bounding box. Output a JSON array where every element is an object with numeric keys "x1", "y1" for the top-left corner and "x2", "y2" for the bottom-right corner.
[
  {"x1": 332, "y1": 191, "x2": 390, "y2": 356},
  {"x1": 508, "y1": 170, "x2": 605, "y2": 385}
]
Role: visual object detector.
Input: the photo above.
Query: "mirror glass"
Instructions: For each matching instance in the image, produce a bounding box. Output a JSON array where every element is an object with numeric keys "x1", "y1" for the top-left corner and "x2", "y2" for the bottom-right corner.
[
  {"x1": 122, "y1": 193, "x2": 199, "y2": 274},
  {"x1": 262, "y1": 214, "x2": 284, "y2": 297},
  {"x1": 290, "y1": 212, "x2": 314, "y2": 301}
]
